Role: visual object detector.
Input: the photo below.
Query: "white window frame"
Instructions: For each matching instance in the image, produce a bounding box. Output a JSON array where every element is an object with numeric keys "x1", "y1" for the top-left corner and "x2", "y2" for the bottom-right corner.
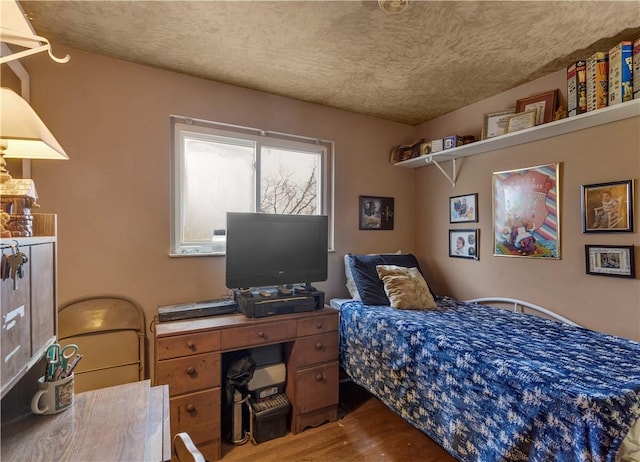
[{"x1": 170, "y1": 116, "x2": 335, "y2": 256}]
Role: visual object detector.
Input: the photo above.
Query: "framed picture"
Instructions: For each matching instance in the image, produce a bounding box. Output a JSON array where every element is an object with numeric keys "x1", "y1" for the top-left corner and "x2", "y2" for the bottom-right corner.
[
  {"x1": 359, "y1": 196, "x2": 394, "y2": 230},
  {"x1": 505, "y1": 109, "x2": 537, "y2": 133},
  {"x1": 449, "y1": 193, "x2": 478, "y2": 223},
  {"x1": 482, "y1": 109, "x2": 515, "y2": 139},
  {"x1": 585, "y1": 245, "x2": 635, "y2": 278},
  {"x1": 515, "y1": 89, "x2": 559, "y2": 125},
  {"x1": 493, "y1": 163, "x2": 560, "y2": 259},
  {"x1": 581, "y1": 180, "x2": 634, "y2": 233},
  {"x1": 449, "y1": 229, "x2": 479, "y2": 260}
]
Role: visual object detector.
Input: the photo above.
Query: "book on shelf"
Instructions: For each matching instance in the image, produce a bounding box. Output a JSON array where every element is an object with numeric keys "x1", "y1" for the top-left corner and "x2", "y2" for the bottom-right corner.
[
  {"x1": 586, "y1": 52, "x2": 608, "y2": 112},
  {"x1": 633, "y1": 37, "x2": 640, "y2": 100},
  {"x1": 567, "y1": 60, "x2": 587, "y2": 116},
  {"x1": 608, "y1": 41, "x2": 633, "y2": 106}
]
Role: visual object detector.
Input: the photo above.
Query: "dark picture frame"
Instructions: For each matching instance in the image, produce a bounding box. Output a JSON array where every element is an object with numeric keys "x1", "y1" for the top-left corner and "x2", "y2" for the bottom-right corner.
[
  {"x1": 585, "y1": 245, "x2": 635, "y2": 278},
  {"x1": 359, "y1": 196, "x2": 394, "y2": 230},
  {"x1": 515, "y1": 89, "x2": 559, "y2": 125},
  {"x1": 581, "y1": 180, "x2": 634, "y2": 233},
  {"x1": 449, "y1": 193, "x2": 478, "y2": 223},
  {"x1": 449, "y1": 229, "x2": 479, "y2": 260}
]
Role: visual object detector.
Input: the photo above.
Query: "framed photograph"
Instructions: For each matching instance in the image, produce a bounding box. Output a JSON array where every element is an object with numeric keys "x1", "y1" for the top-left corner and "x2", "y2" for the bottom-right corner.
[
  {"x1": 359, "y1": 196, "x2": 394, "y2": 230},
  {"x1": 449, "y1": 193, "x2": 478, "y2": 223},
  {"x1": 585, "y1": 245, "x2": 635, "y2": 278},
  {"x1": 515, "y1": 89, "x2": 559, "y2": 125},
  {"x1": 581, "y1": 180, "x2": 634, "y2": 233},
  {"x1": 449, "y1": 229, "x2": 479, "y2": 260},
  {"x1": 493, "y1": 163, "x2": 560, "y2": 259},
  {"x1": 482, "y1": 109, "x2": 515, "y2": 139},
  {"x1": 505, "y1": 109, "x2": 537, "y2": 133}
]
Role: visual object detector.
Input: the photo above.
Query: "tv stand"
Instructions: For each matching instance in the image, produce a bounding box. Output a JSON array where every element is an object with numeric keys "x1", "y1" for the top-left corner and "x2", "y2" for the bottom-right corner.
[{"x1": 154, "y1": 308, "x2": 339, "y2": 461}]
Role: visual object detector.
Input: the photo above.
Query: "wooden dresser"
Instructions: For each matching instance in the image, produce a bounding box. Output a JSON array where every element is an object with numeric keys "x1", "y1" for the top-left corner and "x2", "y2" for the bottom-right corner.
[{"x1": 154, "y1": 308, "x2": 339, "y2": 461}]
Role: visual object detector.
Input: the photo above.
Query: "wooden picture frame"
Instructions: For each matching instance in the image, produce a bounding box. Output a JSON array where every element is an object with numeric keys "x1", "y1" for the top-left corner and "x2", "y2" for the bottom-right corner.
[
  {"x1": 581, "y1": 180, "x2": 634, "y2": 233},
  {"x1": 449, "y1": 193, "x2": 478, "y2": 223},
  {"x1": 359, "y1": 196, "x2": 394, "y2": 230},
  {"x1": 585, "y1": 245, "x2": 635, "y2": 278},
  {"x1": 505, "y1": 109, "x2": 537, "y2": 133},
  {"x1": 493, "y1": 163, "x2": 560, "y2": 259},
  {"x1": 449, "y1": 229, "x2": 479, "y2": 260},
  {"x1": 482, "y1": 109, "x2": 516, "y2": 139},
  {"x1": 515, "y1": 89, "x2": 559, "y2": 125}
]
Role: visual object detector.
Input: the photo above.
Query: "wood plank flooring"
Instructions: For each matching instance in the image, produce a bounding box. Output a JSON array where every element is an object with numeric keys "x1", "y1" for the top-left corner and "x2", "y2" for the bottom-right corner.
[{"x1": 221, "y1": 382, "x2": 455, "y2": 461}]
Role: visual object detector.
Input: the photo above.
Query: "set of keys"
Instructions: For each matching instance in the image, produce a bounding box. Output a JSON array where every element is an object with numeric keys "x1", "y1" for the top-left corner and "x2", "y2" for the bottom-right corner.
[{"x1": 1, "y1": 244, "x2": 29, "y2": 290}]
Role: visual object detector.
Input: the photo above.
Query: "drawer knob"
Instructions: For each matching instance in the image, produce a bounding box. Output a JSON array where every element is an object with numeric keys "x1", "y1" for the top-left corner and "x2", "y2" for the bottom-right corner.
[
  {"x1": 315, "y1": 373, "x2": 325, "y2": 382},
  {"x1": 186, "y1": 366, "x2": 196, "y2": 376},
  {"x1": 187, "y1": 341, "x2": 196, "y2": 350},
  {"x1": 315, "y1": 342, "x2": 323, "y2": 350},
  {"x1": 257, "y1": 331, "x2": 265, "y2": 338},
  {"x1": 316, "y1": 323, "x2": 323, "y2": 329},
  {"x1": 186, "y1": 404, "x2": 195, "y2": 413}
]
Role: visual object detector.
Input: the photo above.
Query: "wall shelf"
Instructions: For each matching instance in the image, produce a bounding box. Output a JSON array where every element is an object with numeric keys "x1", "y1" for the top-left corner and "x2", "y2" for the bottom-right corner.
[{"x1": 395, "y1": 99, "x2": 640, "y2": 185}]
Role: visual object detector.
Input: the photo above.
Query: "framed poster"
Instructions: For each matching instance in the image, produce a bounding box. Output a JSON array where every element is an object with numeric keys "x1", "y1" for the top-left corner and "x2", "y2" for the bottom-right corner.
[
  {"x1": 585, "y1": 245, "x2": 635, "y2": 278},
  {"x1": 581, "y1": 180, "x2": 634, "y2": 233},
  {"x1": 515, "y1": 89, "x2": 559, "y2": 125},
  {"x1": 493, "y1": 163, "x2": 560, "y2": 258},
  {"x1": 359, "y1": 196, "x2": 394, "y2": 230},
  {"x1": 449, "y1": 229, "x2": 479, "y2": 260},
  {"x1": 449, "y1": 193, "x2": 478, "y2": 223}
]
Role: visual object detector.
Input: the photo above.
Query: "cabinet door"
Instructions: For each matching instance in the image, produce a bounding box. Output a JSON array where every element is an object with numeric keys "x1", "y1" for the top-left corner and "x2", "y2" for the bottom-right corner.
[
  {"x1": 0, "y1": 246, "x2": 31, "y2": 391},
  {"x1": 30, "y1": 243, "x2": 55, "y2": 356}
]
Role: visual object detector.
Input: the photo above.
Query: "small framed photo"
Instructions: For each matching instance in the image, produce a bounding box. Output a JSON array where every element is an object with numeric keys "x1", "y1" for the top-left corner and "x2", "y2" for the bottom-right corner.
[
  {"x1": 505, "y1": 109, "x2": 537, "y2": 133},
  {"x1": 359, "y1": 196, "x2": 394, "y2": 230},
  {"x1": 449, "y1": 229, "x2": 479, "y2": 260},
  {"x1": 482, "y1": 109, "x2": 516, "y2": 139},
  {"x1": 449, "y1": 193, "x2": 478, "y2": 223},
  {"x1": 581, "y1": 180, "x2": 634, "y2": 233},
  {"x1": 585, "y1": 245, "x2": 635, "y2": 278},
  {"x1": 515, "y1": 89, "x2": 559, "y2": 125}
]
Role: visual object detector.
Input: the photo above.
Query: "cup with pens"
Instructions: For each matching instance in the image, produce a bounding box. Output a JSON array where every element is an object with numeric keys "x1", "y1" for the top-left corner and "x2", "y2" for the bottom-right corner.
[{"x1": 31, "y1": 343, "x2": 83, "y2": 415}]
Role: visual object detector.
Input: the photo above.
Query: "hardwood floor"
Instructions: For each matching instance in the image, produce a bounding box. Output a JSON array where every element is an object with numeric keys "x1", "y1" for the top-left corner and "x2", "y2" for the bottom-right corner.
[{"x1": 221, "y1": 381, "x2": 455, "y2": 462}]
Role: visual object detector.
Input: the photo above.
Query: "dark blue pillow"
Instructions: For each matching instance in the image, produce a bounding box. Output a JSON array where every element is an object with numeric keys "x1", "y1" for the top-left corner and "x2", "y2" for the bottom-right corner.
[{"x1": 347, "y1": 253, "x2": 423, "y2": 306}]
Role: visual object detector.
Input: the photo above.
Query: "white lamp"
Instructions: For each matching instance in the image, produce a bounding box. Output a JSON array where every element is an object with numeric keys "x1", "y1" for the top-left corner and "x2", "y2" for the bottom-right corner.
[{"x1": 0, "y1": 87, "x2": 69, "y2": 236}]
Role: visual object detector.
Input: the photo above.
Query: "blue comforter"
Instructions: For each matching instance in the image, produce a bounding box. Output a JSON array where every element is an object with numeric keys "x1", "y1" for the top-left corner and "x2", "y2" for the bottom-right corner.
[{"x1": 339, "y1": 297, "x2": 640, "y2": 462}]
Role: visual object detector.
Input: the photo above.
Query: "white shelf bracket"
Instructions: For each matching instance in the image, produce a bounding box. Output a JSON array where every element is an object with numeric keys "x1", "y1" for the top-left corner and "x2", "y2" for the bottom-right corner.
[
  {"x1": 0, "y1": 30, "x2": 70, "y2": 65},
  {"x1": 425, "y1": 155, "x2": 457, "y2": 187}
]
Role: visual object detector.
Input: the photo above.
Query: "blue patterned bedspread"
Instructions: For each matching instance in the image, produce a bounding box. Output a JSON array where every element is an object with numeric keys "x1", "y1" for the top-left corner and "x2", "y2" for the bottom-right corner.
[{"x1": 338, "y1": 297, "x2": 640, "y2": 462}]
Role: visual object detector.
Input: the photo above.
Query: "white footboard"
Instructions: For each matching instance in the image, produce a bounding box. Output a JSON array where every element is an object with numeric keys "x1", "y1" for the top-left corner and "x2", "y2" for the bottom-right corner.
[{"x1": 465, "y1": 297, "x2": 582, "y2": 327}]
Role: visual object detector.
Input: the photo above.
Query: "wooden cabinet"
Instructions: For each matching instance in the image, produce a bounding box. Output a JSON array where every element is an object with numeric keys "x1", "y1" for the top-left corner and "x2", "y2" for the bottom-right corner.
[
  {"x1": 154, "y1": 308, "x2": 339, "y2": 461},
  {"x1": 0, "y1": 237, "x2": 56, "y2": 399}
]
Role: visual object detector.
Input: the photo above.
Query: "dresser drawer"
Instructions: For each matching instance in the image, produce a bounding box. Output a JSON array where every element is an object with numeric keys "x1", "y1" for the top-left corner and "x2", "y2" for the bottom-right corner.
[
  {"x1": 156, "y1": 330, "x2": 220, "y2": 360},
  {"x1": 297, "y1": 313, "x2": 338, "y2": 337},
  {"x1": 293, "y1": 332, "x2": 338, "y2": 368},
  {"x1": 156, "y1": 352, "x2": 220, "y2": 395},
  {"x1": 170, "y1": 388, "x2": 221, "y2": 444},
  {"x1": 221, "y1": 320, "x2": 296, "y2": 350},
  {"x1": 295, "y1": 361, "x2": 339, "y2": 414}
]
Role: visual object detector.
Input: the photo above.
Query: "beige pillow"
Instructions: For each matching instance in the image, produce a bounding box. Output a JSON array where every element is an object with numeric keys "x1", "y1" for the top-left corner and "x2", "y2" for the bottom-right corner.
[{"x1": 376, "y1": 265, "x2": 437, "y2": 310}]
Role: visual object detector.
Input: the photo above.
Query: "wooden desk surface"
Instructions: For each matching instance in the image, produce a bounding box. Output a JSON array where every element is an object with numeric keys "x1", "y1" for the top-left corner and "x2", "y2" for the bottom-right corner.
[{"x1": 1, "y1": 380, "x2": 170, "y2": 462}]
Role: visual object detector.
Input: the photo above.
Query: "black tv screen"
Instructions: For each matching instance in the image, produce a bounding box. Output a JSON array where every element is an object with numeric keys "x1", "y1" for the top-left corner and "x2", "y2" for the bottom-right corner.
[{"x1": 225, "y1": 212, "x2": 328, "y2": 289}]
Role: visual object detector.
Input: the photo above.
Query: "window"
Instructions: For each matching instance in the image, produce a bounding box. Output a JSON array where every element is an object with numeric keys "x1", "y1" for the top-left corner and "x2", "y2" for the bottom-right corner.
[{"x1": 171, "y1": 117, "x2": 334, "y2": 255}]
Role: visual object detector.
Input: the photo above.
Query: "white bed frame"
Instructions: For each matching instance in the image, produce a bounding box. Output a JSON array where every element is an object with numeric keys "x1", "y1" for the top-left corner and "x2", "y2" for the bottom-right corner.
[{"x1": 465, "y1": 297, "x2": 582, "y2": 327}]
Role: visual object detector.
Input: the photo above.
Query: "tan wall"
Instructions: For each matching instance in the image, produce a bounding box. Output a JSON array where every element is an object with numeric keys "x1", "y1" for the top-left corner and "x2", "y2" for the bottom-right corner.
[
  {"x1": 414, "y1": 73, "x2": 640, "y2": 341},
  {"x1": 19, "y1": 46, "x2": 416, "y2": 372}
]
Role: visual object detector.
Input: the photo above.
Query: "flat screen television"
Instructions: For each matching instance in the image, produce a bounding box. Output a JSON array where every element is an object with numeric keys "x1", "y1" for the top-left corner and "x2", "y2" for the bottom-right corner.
[{"x1": 225, "y1": 212, "x2": 328, "y2": 289}]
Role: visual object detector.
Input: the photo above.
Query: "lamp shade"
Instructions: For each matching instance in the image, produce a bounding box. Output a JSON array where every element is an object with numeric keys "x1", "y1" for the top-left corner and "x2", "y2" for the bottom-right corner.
[{"x1": 0, "y1": 87, "x2": 69, "y2": 160}]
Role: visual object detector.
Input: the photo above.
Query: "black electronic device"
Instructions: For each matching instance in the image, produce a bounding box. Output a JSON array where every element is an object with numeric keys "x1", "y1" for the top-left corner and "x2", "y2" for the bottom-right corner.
[
  {"x1": 225, "y1": 212, "x2": 328, "y2": 290},
  {"x1": 158, "y1": 298, "x2": 238, "y2": 322},
  {"x1": 234, "y1": 288, "x2": 324, "y2": 318}
]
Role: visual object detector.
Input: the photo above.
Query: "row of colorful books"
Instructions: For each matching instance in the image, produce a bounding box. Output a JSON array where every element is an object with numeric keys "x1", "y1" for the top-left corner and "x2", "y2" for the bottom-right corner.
[{"x1": 567, "y1": 38, "x2": 640, "y2": 117}]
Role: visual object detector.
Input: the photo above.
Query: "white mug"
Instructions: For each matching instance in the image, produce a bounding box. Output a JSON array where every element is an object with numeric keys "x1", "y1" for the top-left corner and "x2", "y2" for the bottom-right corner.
[{"x1": 31, "y1": 373, "x2": 74, "y2": 415}]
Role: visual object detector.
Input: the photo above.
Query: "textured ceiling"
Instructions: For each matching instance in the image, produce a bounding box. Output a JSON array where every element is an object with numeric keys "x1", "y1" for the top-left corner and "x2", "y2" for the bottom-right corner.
[{"x1": 16, "y1": 1, "x2": 640, "y2": 125}]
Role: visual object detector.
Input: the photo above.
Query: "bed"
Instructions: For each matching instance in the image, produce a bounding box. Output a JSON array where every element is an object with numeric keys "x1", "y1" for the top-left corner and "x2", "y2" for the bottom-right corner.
[{"x1": 335, "y1": 252, "x2": 640, "y2": 462}]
